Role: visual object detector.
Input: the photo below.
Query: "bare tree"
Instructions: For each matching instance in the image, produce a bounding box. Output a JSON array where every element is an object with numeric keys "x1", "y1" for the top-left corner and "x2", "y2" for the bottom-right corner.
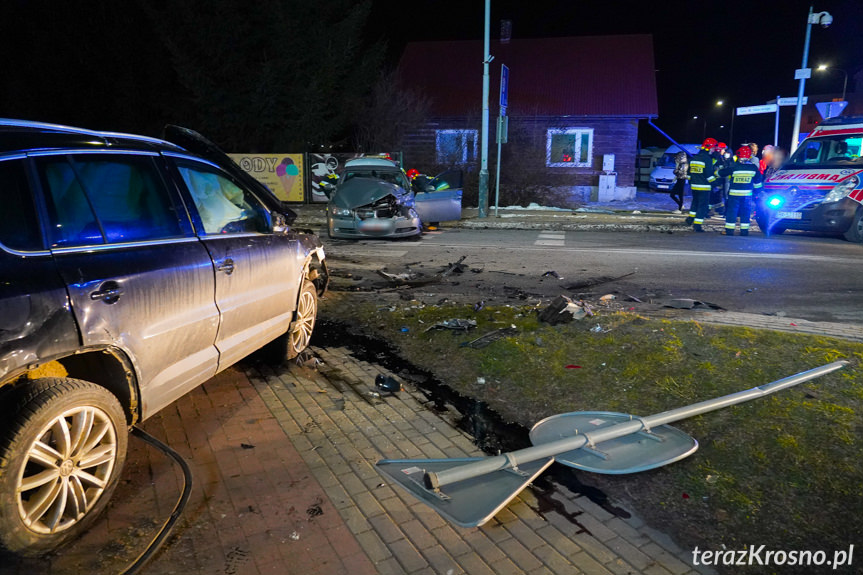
[{"x1": 352, "y1": 71, "x2": 431, "y2": 152}]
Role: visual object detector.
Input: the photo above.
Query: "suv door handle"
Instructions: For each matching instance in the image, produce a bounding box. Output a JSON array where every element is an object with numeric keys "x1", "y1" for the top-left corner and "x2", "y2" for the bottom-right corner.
[
  {"x1": 90, "y1": 281, "x2": 124, "y2": 304},
  {"x1": 217, "y1": 258, "x2": 235, "y2": 275}
]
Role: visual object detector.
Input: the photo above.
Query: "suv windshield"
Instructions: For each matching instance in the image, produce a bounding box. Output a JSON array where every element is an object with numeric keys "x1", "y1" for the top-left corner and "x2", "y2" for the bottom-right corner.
[{"x1": 786, "y1": 134, "x2": 863, "y2": 167}]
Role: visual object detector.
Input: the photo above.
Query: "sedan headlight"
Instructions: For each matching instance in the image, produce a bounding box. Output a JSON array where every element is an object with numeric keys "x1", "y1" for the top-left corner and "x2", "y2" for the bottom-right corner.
[
  {"x1": 823, "y1": 175, "x2": 859, "y2": 203},
  {"x1": 331, "y1": 206, "x2": 352, "y2": 217}
]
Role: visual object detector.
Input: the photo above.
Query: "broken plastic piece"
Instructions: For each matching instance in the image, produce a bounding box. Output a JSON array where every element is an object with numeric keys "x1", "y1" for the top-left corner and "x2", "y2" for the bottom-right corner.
[
  {"x1": 564, "y1": 365, "x2": 582, "y2": 369},
  {"x1": 542, "y1": 270, "x2": 562, "y2": 279},
  {"x1": 425, "y1": 318, "x2": 477, "y2": 332},
  {"x1": 375, "y1": 374, "x2": 402, "y2": 394}
]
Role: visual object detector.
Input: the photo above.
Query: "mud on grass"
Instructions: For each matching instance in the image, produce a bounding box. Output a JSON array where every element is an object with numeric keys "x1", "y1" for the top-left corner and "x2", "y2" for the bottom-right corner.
[{"x1": 319, "y1": 294, "x2": 863, "y2": 560}]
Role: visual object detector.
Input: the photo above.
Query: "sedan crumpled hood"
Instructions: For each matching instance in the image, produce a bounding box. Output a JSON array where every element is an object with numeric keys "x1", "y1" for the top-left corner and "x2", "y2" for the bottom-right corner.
[{"x1": 331, "y1": 177, "x2": 412, "y2": 209}]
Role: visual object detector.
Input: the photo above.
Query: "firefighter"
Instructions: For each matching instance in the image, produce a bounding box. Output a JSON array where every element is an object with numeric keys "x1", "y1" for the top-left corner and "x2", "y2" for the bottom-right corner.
[
  {"x1": 685, "y1": 137, "x2": 718, "y2": 232},
  {"x1": 718, "y1": 146, "x2": 763, "y2": 236}
]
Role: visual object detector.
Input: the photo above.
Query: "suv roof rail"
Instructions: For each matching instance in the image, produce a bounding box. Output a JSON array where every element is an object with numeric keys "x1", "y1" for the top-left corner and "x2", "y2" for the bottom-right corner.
[{"x1": 0, "y1": 118, "x2": 176, "y2": 148}]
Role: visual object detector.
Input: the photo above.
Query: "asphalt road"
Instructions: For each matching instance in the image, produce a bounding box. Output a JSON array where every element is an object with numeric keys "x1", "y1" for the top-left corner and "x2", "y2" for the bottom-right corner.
[{"x1": 322, "y1": 227, "x2": 863, "y2": 325}]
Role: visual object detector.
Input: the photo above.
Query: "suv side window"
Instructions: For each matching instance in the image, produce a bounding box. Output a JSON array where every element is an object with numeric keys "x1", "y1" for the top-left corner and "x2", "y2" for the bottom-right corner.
[
  {"x1": 36, "y1": 154, "x2": 183, "y2": 247},
  {"x1": 0, "y1": 158, "x2": 43, "y2": 251},
  {"x1": 176, "y1": 163, "x2": 270, "y2": 235}
]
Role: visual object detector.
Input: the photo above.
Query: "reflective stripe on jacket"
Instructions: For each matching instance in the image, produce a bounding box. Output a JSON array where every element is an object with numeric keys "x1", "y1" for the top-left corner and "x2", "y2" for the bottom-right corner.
[
  {"x1": 688, "y1": 149, "x2": 716, "y2": 191},
  {"x1": 719, "y1": 160, "x2": 763, "y2": 196}
]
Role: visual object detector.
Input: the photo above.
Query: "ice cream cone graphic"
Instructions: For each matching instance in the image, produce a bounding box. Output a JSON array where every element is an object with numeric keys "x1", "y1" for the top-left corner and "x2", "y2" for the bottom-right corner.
[{"x1": 276, "y1": 157, "x2": 299, "y2": 200}]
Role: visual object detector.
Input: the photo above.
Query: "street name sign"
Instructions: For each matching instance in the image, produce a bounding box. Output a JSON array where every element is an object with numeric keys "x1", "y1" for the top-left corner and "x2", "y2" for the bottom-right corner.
[{"x1": 737, "y1": 104, "x2": 778, "y2": 116}]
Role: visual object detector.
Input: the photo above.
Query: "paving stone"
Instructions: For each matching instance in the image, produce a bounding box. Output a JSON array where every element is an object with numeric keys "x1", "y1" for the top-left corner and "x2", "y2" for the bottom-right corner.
[{"x1": 389, "y1": 538, "x2": 429, "y2": 572}]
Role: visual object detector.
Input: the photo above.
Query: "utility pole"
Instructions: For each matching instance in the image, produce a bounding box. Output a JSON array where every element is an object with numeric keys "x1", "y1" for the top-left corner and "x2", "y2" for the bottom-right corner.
[{"x1": 478, "y1": 0, "x2": 491, "y2": 218}]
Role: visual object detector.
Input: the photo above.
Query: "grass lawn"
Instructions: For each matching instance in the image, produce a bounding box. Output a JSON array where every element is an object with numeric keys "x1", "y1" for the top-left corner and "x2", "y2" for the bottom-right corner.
[{"x1": 322, "y1": 297, "x2": 863, "y2": 554}]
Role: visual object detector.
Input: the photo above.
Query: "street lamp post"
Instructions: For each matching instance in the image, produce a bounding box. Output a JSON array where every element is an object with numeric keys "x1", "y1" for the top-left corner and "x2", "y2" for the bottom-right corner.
[
  {"x1": 716, "y1": 100, "x2": 734, "y2": 146},
  {"x1": 478, "y1": 0, "x2": 491, "y2": 218},
  {"x1": 816, "y1": 64, "x2": 848, "y2": 101},
  {"x1": 791, "y1": 6, "x2": 833, "y2": 154}
]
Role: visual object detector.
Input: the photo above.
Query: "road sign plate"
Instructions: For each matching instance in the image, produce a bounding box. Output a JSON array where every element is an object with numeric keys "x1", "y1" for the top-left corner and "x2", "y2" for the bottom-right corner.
[
  {"x1": 795, "y1": 68, "x2": 812, "y2": 80},
  {"x1": 529, "y1": 411, "x2": 698, "y2": 474},
  {"x1": 776, "y1": 96, "x2": 808, "y2": 106},
  {"x1": 376, "y1": 456, "x2": 553, "y2": 527},
  {"x1": 815, "y1": 101, "x2": 848, "y2": 119},
  {"x1": 737, "y1": 104, "x2": 778, "y2": 116},
  {"x1": 500, "y1": 64, "x2": 509, "y2": 111}
]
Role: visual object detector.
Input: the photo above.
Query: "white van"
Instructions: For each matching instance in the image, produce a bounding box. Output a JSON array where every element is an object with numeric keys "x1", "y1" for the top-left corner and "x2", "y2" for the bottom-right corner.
[
  {"x1": 758, "y1": 116, "x2": 863, "y2": 242},
  {"x1": 648, "y1": 144, "x2": 700, "y2": 192}
]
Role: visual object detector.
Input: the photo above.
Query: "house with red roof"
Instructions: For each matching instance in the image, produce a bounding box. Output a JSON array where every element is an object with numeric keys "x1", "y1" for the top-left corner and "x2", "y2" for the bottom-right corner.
[{"x1": 397, "y1": 34, "x2": 658, "y2": 203}]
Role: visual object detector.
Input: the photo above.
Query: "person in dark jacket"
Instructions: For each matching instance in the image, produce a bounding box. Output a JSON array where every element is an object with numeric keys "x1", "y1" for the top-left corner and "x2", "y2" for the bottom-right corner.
[
  {"x1": 718, "y1": 146, "x2": 763, "y2": 236},
  {"x1": 709, "y1": 142, "x2": 729, "y2": 217},
  {"x1": 670, "y1": 150, "x2": 688, "y2": 212},
  {"x1": 685, "y1": 137, "x2": 718, "y2": 232}
]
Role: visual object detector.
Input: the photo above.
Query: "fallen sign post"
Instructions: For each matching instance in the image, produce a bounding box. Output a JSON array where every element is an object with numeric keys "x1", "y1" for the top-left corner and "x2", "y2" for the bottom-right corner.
[{"x1": 376, "y1": 361, "x2": 848, "y2": 527}]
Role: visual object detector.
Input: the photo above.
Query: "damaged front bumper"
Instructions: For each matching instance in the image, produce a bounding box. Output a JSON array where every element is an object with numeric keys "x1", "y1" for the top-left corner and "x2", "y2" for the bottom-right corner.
[{"x1": 328, "y1": 194, "x2": 422, "y2": 239}]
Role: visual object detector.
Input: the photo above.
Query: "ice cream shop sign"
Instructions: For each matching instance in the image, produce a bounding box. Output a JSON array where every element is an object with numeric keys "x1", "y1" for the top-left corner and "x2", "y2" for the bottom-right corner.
[{"x1": 229, "y1": 153, "x2": 305, "y2": 202}]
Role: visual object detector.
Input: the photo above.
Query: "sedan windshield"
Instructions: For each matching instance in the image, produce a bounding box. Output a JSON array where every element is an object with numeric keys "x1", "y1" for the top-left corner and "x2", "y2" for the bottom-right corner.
[
  {"x1": 343, "y1": 170, "x2": 409, "y2": 190},
  {"x1": 786, "y1": 134, "x2": 863, "y2": 167}
]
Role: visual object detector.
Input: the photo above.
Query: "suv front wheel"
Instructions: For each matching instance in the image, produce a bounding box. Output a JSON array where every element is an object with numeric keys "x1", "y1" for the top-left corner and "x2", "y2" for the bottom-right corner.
[
  {"x1": 0, "y1": 378, "x2": 128, "y2": 555},
  {"x1": 263, "y1": 279, "x2": 318, "y2": 363}
]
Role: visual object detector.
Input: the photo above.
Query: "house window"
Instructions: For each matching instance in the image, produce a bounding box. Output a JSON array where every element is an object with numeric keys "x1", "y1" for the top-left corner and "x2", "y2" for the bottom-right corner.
[
  {"x1": 546, "y1": 128, "x2": 593, "y2": 167},
  {"x1": 436, "y1": 130, "x2": 478, "y2": 165}
]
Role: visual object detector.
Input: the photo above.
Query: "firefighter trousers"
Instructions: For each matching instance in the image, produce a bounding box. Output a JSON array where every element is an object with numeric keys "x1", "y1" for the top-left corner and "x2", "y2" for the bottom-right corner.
[
  {"x1": 688, "y1": 189, "x2": 709, "y2": 225},
  {"x1": 725, "y1": 194, "x2": 751, "y2": 231}
]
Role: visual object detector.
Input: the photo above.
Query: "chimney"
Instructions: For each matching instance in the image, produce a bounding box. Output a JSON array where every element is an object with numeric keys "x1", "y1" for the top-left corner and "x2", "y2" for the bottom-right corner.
[{"x1": 500, "y1": 19, "x2": 512, "y2": 44}]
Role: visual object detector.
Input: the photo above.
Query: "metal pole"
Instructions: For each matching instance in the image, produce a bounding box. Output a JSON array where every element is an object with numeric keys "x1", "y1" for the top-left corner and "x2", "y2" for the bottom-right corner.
[
  {"x1": 774, "y1": 95, "x2": 780, "y2": 147},
  {"x1": 478, "y1": 0, "x2": 490, "y2": 218},
  {"x1": 494, "y1": 117, "x2": 502, "y2": 217},
  {"x1": 842, "y1": 71, "x2": 848, "y2": 101},
  {"x1": 791, "y1": 6, "x2": 814, "y2": 154},
  {"x1": 729, "y1": 107, "x2": 735, "y2": 148},
  {"x1": 423, "y1": 361, "x2": 847, "y2": 490}
]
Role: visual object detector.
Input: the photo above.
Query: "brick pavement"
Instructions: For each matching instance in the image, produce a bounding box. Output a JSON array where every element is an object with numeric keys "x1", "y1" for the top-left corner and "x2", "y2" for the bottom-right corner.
[
  {"x1": 0, "y1": 367, "x2": 375, "y2": 575},
  {"x1": 248, "y1": 346, "x2": 719, "y2": 575}
]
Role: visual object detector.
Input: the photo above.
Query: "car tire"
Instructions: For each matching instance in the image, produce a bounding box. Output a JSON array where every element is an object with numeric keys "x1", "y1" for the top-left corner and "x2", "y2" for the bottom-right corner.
[
  {"x1": 843, "y1": 206, "x2": 863, "y2": 243},
  {"x1": 0, "y1": 378, "x2": 127, "y2": 556},
  {"x1": 263, "y1": 279, "x2": 318, "y2": 363}
]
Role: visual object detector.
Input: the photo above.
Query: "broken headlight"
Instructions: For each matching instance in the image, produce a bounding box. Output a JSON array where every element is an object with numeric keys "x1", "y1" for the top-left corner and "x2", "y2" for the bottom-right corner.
[
  {"x1": 823, "y1": 175, "x2": 859, "y2": 204},
  {"x1": 331, "y1": 206, "x2": 352, "y2": 217}
]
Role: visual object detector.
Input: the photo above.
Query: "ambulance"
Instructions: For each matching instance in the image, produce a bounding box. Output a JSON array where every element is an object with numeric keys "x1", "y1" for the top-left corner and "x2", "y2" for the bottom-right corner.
[{"x1": 757, "y1": 116, "x2": 863, "y2": 242}]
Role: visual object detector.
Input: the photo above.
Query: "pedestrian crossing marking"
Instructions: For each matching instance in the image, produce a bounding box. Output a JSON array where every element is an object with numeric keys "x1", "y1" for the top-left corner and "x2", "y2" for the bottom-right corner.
[{"x1": 535, "y1": 231, "x2": 565, "y2": 246}]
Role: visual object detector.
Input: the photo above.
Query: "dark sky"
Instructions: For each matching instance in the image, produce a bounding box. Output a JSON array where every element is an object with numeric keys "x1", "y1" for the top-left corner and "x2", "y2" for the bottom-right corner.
[{"x1": 371, "y1": 0, "x2": 863, "y2": 148}]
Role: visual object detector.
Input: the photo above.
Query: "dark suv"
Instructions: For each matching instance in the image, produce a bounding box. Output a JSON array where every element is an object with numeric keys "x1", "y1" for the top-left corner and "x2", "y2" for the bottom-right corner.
[{"x1": 0, "y1": 119, "x2": 328, "y2": 555}]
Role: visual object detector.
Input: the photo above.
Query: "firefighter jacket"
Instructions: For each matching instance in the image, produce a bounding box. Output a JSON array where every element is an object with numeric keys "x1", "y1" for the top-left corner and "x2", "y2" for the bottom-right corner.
[
  {"x1": 688, "y1": 148, "x2": 716, "y2": 191},
  {"x1": 718, "y1": 159, "x2": 763, "y2": 196}
]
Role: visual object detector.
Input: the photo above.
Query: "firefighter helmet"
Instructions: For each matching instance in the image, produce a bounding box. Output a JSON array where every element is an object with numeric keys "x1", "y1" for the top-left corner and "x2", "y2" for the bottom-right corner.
[
  {"x1": 736, "y1": 146, "x2": 752, "y2": 159},
  {"x1": 406, "y1": 168, "x2": 420, "y2": 180},
  {"x1": 702, "y1": 137, "x2": 719, "y2": 150},
  {"x1": 717, "y1": 142, "x2": 728, "y2": 150}
]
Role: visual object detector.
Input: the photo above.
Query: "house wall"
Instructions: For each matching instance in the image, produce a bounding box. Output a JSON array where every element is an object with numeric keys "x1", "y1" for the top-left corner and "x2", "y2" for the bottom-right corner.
[{"x1": 402, "y1": 116, "x2": 640, "y2": 198}]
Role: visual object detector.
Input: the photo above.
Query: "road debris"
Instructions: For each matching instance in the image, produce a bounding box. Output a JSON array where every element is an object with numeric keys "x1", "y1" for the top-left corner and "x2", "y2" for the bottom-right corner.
[
  {"x1": 541, "y1": 270, "x2": 562, "y2": 280},
  {"x1": 425, "y1": 318, "x2": 478, "y2": 332},
  {"x1": 538, "y1": 295, "x2": 593, "y2": 324},
  {"x1": 473, "y1": 300, "x2": 485, "y2": 312},
  {"x1": 460, "y1": 325, "x2": 518, "y2": 349},
  {"x1": 599, "y1": 294, "x2": 616, "y2": 303},
  {"x1": 375, "y1": 374, "x2": 402, "y2": 394}
]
